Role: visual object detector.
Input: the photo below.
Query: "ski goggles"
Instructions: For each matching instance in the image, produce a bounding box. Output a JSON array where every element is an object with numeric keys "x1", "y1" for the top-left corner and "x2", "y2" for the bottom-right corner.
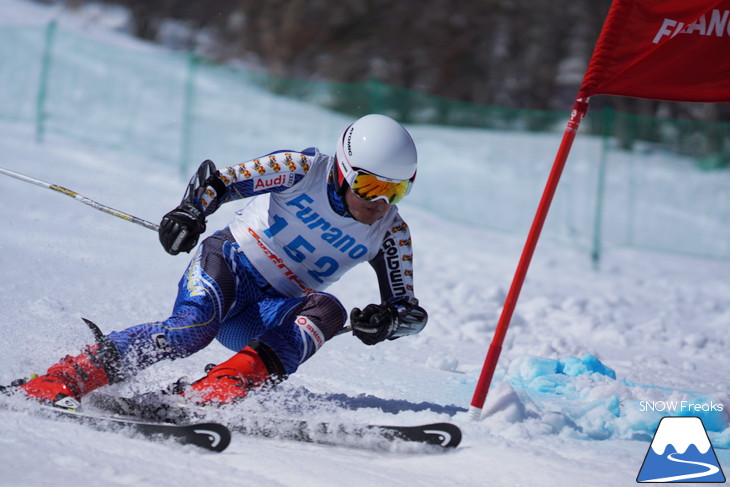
[{"x1": 346, "y1": 169, "x2": 414, "y2": 205}]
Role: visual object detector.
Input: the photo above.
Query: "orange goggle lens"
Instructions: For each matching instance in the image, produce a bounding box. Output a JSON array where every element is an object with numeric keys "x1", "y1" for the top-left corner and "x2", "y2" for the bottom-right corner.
[{"x1": 350, "y1": 171, "x2": 412, "y2": 205}]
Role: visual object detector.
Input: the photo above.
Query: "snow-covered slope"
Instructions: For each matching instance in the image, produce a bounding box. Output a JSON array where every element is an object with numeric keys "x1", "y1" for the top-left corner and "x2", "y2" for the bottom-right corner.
[{"x1": 1, "y1": 114, "x2": 728, "y2": 486}]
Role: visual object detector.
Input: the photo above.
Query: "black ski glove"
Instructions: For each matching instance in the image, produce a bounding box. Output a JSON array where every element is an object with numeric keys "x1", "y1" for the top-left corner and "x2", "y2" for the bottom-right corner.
[
  {"x1": 350, "y1": 303, "x2": 399, "y2": 346},
  {"x1": 159, "y1": 202, "x2": 206, "y2": 255}
]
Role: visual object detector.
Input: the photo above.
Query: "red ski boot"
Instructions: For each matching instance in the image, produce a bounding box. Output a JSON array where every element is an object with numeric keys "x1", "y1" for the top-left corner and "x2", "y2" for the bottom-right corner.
[
  {"x1": 20, "y1": 345, "x2": 117, "y2": 409},
  {"x1": 183, "y1": 346, "x2": 278, "y2": 405}
]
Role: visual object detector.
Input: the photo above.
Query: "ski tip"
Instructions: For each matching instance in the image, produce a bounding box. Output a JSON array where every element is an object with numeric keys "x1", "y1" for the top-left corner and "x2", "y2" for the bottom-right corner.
[
  {"x1": 190, "y1": 423, "x2": 231, "y2": 452},
  {"x1": 422, "y1": 422, "x2": 462, "y2": 448},
  {"x1": 376, "y1": 422, "x2": 462, "y2": 449},
  {"x1": 189, "y1": 422, "x2": 232, "y2": 452}
]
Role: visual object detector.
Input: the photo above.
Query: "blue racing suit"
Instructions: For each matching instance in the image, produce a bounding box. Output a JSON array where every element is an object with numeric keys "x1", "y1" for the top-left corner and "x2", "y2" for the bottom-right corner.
[{"x1": 106, "y1": 148, "x2": 426, "y2": 378}]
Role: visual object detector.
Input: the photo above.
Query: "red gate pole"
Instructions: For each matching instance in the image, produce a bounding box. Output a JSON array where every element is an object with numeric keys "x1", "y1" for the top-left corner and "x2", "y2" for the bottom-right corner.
[{"x1": 468, "y1": 97, "x2": 590, "y2": 421}]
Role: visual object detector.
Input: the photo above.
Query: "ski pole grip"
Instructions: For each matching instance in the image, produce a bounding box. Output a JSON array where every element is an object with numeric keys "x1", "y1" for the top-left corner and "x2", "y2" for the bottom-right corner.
[{"x1": 171, "y1": 228, "x2": 188, "y2": 253}]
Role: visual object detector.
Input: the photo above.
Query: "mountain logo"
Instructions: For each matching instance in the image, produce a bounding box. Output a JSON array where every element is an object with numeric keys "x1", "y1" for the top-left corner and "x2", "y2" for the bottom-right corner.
[{"x1": 637, "y1": 416, "x2": 725, "y2": 483}]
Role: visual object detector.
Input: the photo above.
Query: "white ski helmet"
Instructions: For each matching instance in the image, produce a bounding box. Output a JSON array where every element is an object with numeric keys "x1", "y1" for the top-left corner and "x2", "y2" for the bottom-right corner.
[{"x1": 334, "y1": 114, "x2": 417, "y2": 204}]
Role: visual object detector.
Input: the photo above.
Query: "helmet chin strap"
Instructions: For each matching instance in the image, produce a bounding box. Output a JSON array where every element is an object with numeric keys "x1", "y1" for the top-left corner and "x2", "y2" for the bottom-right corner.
[{"x1": 328, "y1": 166, "x2": 352, "y2": 215}]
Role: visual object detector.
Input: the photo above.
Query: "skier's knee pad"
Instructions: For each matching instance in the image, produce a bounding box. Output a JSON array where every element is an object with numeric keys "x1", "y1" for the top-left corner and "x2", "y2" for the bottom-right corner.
[
  {"x1": 295, "y1": 292, "x2": 347, "y2": 342},
  {"x1": 255, "y1": 293, "x2": 347, "y2": 375}
]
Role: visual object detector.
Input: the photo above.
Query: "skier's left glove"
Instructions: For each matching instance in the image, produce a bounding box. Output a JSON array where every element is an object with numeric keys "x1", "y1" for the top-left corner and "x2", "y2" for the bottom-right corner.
[
  {"x1": 350, "y1": 303, "x2": 399, "y2": 346},
  {"x1": 159, "y1": 202, "x2": 206, "y2": 255}
]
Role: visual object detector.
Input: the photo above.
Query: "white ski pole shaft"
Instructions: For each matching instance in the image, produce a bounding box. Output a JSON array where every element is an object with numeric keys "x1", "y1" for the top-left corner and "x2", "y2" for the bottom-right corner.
[{"x1": 0, "y1": 166, "x2": 159, "y2": 232}]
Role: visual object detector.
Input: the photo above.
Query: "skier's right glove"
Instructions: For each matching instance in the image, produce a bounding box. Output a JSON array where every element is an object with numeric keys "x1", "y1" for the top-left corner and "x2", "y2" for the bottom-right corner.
[{"x1": 159, "y1": 202, "x2": 206, "y2": 255}]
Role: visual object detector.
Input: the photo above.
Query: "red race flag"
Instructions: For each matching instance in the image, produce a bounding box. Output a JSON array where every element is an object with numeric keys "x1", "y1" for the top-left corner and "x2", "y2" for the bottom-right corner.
[
  {"x1": 469, "y1": 0, "x2": 730, "y2": 421},
  {"x1": 580, "y1": 0, "x2": 730, "y2": 102}
]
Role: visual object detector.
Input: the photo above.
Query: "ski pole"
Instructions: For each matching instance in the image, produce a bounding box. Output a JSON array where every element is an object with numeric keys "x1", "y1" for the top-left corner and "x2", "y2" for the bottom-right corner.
[
  {"x1": 337, "y1": 325, "x2": 353, "y2": 336},
  {"x1": 0, "y1": 166, "x2": 159, "y2": 232}
]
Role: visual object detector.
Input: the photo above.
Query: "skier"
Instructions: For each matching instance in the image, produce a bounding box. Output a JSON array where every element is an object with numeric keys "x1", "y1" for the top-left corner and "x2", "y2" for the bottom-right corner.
[{"x1": 18, "y1": 114, "x2": 428, "y2": 409}]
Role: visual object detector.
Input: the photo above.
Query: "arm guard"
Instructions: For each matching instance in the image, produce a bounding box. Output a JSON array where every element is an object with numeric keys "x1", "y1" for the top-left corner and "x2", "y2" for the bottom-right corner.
[
  {"x1": 388, "y1": 297, "x2": 428, "y2": 339},
  {"x1": 181, "y1": 159, "x2": 227, "y2": 216}
]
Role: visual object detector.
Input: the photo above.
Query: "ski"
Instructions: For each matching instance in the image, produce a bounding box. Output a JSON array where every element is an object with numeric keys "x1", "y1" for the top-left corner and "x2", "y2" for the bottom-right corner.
[
  {"x1": 49, "y1": 406, "x2": 231, "y2": 452},
  {"x1": 89, "y1": 392, "x2": 462, "y2": 449},
  {"x1": 228, "y1": 416, "x2": 462, "y2": 449},
  {"x1": 0, "y1": 396, "x2": 231, "y2": 452}
]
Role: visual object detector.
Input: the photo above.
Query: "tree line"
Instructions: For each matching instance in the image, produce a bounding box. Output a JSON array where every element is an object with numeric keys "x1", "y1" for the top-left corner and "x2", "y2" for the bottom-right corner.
[{"x1": 48, "y1": 0, "x2": 730, "y2": 122}]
